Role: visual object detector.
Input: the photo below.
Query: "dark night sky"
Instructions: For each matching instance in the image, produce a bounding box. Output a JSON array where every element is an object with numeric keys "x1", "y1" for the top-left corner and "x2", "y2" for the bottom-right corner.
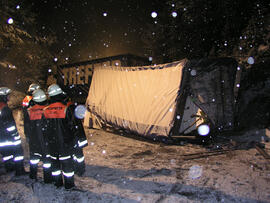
[{"x1": 30, "y1": 0, "x2": 159, "y2": 62}]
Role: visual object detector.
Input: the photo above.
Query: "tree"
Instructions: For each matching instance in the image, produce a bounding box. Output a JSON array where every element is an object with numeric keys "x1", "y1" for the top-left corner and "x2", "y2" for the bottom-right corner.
[
  {"x1": 0, "y1": 0, "x2": 56, "y2": 91},
  {"x1": 141, "y1": 0, "x2": 269, "y2": 63}
]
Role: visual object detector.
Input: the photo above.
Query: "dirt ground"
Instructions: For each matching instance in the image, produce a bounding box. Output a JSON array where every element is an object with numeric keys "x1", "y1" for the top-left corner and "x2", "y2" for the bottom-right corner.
[{"x1": 0, "y1": 109, "x2": 270, "y2": 203}]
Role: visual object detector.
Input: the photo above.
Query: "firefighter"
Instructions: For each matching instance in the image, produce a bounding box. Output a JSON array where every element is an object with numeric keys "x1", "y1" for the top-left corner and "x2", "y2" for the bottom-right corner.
[
  {"x1": 0, "y1": 87, "x2": 26, "y2": 176},
  {"x1": 24, "y1": 89, "x2": 52, "y2": 183},
  {"x1": 22, "y1": 83, "x2": 40, "y2": 146},
  {"x1": 43, "y1": 84, "x2": 76, "y2": 189},
  {"x1": 64, "y1": 94, "x2": 88, "y2": 176},
  {"x1": 22, "y1": 83, "x2": 40, "y2": 108}
]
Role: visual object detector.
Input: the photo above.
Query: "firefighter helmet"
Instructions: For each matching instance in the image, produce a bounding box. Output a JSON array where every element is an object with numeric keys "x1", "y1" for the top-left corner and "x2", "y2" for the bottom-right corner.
[
  {"x1": 28, "y1": 83, "x2": 40, "y2": 93},
  {"x1": 0, "y1": 87, "x2": 12, "y2": 96},
  {"x1": 47, "y1": 84, "x2": 63, "y2": 97},
  {"x1": 32, "y1": 89, "x2": 47, "y2": 103}
]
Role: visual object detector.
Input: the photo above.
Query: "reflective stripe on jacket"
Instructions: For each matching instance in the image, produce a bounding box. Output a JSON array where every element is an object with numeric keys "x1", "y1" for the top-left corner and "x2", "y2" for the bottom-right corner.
[{"x1": 22, "y1": 95, "x2": 33, "y2": 107}]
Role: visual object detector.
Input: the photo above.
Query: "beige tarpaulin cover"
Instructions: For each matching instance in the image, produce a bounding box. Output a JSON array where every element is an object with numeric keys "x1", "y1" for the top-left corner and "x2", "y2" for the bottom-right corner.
[{"x1": 84, "y1": 59, "x2": 187, "y2": 137}]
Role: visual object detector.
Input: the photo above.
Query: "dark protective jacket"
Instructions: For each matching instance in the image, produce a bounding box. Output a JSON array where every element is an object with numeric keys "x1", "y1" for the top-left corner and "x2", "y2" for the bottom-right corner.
[
  {"x1": 0, "y1": 102, "x2": 22, "y2": 149},
  {"x1": 43, "y1": 101, "x2": 76, "y2": 157},
  {"x1": 67, "y1": 101, "x2": 88, "y2": 148},
  {"x1": 25, "y1": 104, "x2": 49, "y2": 155}
]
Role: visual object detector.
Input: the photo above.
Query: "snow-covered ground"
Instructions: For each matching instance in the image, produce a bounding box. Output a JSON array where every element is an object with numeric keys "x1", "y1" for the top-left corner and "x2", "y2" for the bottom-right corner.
[{"x1": 1, "y1": 109, "x2": 270, "y2": 203}]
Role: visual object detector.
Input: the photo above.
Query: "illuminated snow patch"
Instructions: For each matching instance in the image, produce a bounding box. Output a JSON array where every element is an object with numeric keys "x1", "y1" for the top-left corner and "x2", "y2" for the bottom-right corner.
[{"x1": 189, "y1": 165, "x2": 203, "y2": 179}]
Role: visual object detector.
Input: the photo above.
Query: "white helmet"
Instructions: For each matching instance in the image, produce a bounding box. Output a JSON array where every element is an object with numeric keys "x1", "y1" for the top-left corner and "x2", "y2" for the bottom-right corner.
[
  {"x1": 28, "y1": 83, "x2": 40, "y2": 93},
  {"x1": 32, "y1": 89, "x2": 47, "y2": 102},
  {"x1": 47, "y1": 84, "x2": 63, "y2": 97},
  {"x1": 0, "y1": 87, "x2": 12, "y2": 96}
]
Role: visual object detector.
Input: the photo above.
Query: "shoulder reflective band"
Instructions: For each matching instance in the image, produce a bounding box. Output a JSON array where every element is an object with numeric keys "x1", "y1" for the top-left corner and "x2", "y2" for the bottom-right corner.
[
  {"x1": 52, "y1": 170, "x2": 61, "y2": 176},
  {"x1": 6, "y1": 126, "x2": 16, "y2": 132},
  {"x1": 30, "y1": 159, "x2": 40, "y2": 164},
  {"x1": 43, "y1": 163, "x2": 52, "y2": 168},
  {"x1": 14, "y1": 156, "x2": 24, "y2": 161},
  {"x1": 78, "y1": 140, "x2": 88, "y2": 147},
  {"x1": 63, "y1": 171, "x2": 74, "y2": 177},
  {"x1": 59, "y1": 155, "x2": 71, "y2": 160},
  {"x1": 22, "y1": 101, "x2": 29, "y2": 107},
  {"x1": 3, "y1": 155, "x2": 13, "y2": 161}
]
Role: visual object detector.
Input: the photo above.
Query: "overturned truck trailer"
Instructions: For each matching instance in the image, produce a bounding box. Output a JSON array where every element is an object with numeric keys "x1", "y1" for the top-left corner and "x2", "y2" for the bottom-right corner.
[{"x1": 84, "y1": 58, "x2": 237, "y2": 141}]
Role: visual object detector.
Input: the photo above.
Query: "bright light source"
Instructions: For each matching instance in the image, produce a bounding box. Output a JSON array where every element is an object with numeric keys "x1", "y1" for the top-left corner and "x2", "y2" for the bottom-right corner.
[{"x1": 197, "y1": 124, "x2": 210, "y2": 136}]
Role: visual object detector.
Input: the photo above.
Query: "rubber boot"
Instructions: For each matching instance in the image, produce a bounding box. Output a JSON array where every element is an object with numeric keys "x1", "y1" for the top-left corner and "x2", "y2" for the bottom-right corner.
[
  {"x1": 64, "y1": 176, "x2": 75, "y2": 189},
  {"x1": 75, "y1": 161, "x2": 86, "y2": 177},
  {"x1": 54, "y1": 174, "x2": 63, "y2": 188},
  {"x1": 15, "y1": 161, "x2": 27, "y2": 176},
  {"x1": 4, "y1": 161, "x2": 15, "y2": 172},
  {"x1": 43, "y1": 168, "x2": 52, "y2": 184},
  {"x1": 29, "y1": 164, "x2": 38, "y2": 179}
]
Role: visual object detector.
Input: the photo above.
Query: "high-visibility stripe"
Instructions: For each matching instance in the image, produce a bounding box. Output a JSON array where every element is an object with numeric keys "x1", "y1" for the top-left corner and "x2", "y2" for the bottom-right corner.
[
  {"x1": 52, "y1": 170, "x2": 61, "y2": 176},
  {"x1": 63, "y1": 171, "x2": 74, "y2": 177},
  {"x1": 0, "y1": 140, "x2": 21, "y2": 147},
  {"x1": 14, "y1": 156, "x2": 24, "y2": 161},
  {"x1": 3, "y1": 155, "x2": 13, "y2": 161},
  {"x1": 6, "y1": 126, "x2": 16, "y2": 132},
  {"x1": 13, "y1": 140, "x2": 22, "y2": 145},
  {"x1": 14, "y1": 135, "x2": 21, "y2": 140},
  {"x1": 0, "y1": 141, "x2": 13, "y2": 147},
  {"x1": 50, "y1": 155, "x2": 57, "y2": 160},
  {"x1": 76, "y1": 156, "x2": 85, "y2": 163},
  {"x1": 78, "y1": 140, "x2": 87, "y2": 147},
  {"x1": 59, "y1": 156, "x2": 71, "y2": 160},
  {"x1": 34, "y1": 153, "x2": 42, "y2": 157},
  {"x1": 30, "y1": 159, "x2": 40, "y2": 164},
  {"x1": 43, "y1": 163, "x2": 52, "y2": 168}
]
